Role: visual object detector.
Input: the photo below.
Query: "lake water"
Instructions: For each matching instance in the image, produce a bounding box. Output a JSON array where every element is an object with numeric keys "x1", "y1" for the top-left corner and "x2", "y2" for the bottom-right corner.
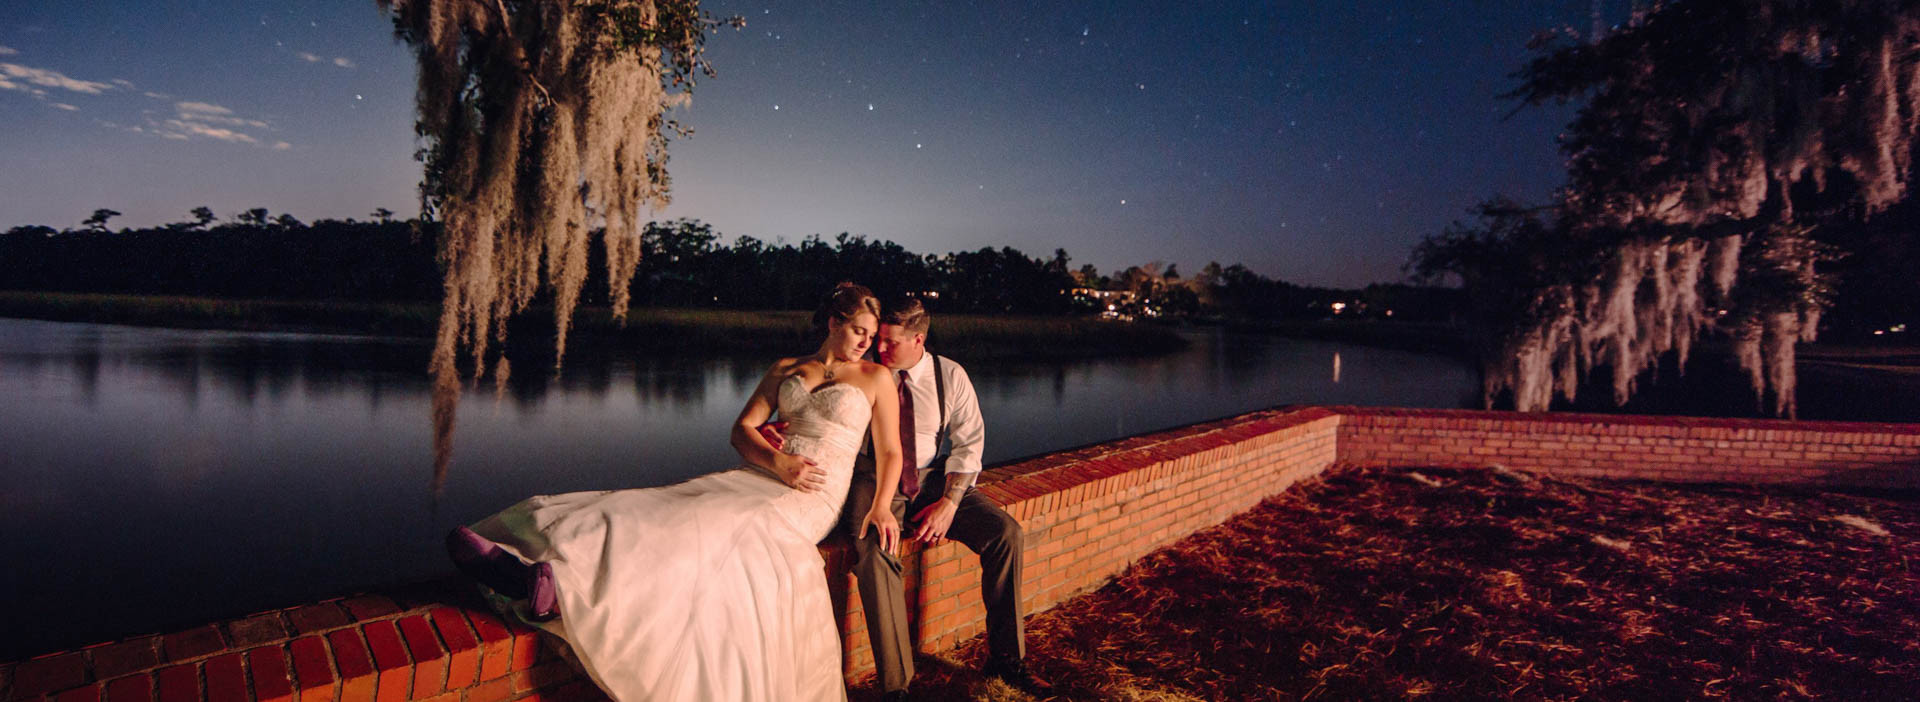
[{"x1": 0, "y1": 317, "x2": 1477, "y2": 658}]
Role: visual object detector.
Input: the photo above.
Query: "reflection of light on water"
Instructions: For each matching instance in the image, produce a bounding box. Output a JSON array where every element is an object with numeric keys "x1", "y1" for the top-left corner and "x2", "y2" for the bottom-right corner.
[{"x1": 1332, "y1": 352, "x2": 1342, "y2": 384}]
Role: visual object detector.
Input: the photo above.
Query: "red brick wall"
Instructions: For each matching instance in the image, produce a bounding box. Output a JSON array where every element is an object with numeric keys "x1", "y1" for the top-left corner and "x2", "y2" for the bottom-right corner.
[
  {"x1": 0, "y1": 590, "x2": 605, "y2": 702},
  {"x1": 12, "y1": 406, "x2": 1915, "y2": 702},
  {"x1": 827, "y1": 406, "x2": 1342, "y2": 670},
  {"x1": 1335, "y1": 407, "x2": 1920, "y2": 489}
]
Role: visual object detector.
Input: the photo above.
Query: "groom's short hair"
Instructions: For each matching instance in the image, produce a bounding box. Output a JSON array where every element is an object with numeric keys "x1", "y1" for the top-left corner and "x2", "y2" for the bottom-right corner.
[{"x1": 881, "y1": 296, "x2": 931, "y2": 335}]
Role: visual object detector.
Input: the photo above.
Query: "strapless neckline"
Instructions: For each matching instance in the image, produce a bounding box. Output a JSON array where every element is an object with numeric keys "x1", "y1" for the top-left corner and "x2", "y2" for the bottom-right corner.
[{"x1": 780, "y1": 374, "x2": 860, "y2": 398}]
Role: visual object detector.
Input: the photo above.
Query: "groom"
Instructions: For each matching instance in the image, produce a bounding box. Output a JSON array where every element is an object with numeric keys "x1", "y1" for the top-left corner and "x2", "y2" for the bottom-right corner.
[{"x1": 846, "y1": 296, "x2": 1045, "y2": 700}]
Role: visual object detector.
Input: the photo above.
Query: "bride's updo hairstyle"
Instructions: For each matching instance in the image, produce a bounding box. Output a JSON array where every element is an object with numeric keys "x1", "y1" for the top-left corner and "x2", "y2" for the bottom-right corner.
[{"x1": 811, "y1": 282, "x2": 880, "y2": 335}]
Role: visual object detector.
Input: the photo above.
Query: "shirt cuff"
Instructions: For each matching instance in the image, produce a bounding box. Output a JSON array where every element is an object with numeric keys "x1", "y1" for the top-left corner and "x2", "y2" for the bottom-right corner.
[{"x1": 941, "y1": 470, "x2": 977, "y2": 501}]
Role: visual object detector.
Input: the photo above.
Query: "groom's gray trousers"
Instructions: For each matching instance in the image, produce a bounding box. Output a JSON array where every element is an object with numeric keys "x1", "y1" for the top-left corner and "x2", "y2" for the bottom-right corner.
[{"x1": 843, "y1": 469, "x2": 1025, "y2": 693}]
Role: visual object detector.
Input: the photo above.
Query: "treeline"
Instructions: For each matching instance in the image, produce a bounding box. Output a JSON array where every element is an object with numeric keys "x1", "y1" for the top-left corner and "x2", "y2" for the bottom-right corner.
[
  {"x1": 0, "y1": 212, "x2": 1459, "y2": 321},
  {"x1": 2, "y1": 212, "x2": 440, "y2": 302}
]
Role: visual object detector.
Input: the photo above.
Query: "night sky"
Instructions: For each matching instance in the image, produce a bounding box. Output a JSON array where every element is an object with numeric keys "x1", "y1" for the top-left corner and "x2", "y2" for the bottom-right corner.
[{"x1": 0, "y1": 1, "x2": 1621, "y2": 288}]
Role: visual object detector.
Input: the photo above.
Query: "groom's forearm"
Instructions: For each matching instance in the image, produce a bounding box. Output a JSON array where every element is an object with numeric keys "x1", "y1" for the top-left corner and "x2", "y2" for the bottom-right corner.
[{"x1": 942, "y1": 471, "x2": 976, "y2": 502}]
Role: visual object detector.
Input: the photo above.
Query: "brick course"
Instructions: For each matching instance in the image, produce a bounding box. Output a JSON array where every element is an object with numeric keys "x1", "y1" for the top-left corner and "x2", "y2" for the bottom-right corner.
[
  {"x1": 9, "y1": 406, "x2": 1914, "y2": 700},
  {"x1": 286, "y1": 606, "x2": 348, "y2": 637},
  {"x1": 152, "y1": 666, "x2": 195, "y2": 702},
  {"x1": 11, "y1": 654, "x2": 85, "y2": 700},
  {"x1": 199, "y1": 656, "x2": 242, "y2": 702},
  {"x1": 243, "y1": 649, "x2": 291, "y2": 702},
  {"x1": 87, "y1": 640, "x2": 158, "y2": 682},
  {"x1": 101, "y1": 676, "x2": 148, "y2": 702},
  {"x1": 322, "y1": 631, "x2": 373, "y2": 702},
  {"x1": 160, "y1": 628, "x2": 223, "y2": 664},
  {"x1": 1334, "y1": 406, "x2": 1920, "y2": 490},
  {"x1": 284, "y1": 637, "x2": 333, "y2": 702}
]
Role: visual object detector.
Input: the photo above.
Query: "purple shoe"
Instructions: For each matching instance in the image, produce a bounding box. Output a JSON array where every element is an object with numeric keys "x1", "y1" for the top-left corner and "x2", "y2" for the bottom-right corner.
[
  {"x1": 527, "y1": 562, "x2": 559, "y2": 622},
  {"x1": 446, "y1": 526, "x2": 529, "y2": 599}
]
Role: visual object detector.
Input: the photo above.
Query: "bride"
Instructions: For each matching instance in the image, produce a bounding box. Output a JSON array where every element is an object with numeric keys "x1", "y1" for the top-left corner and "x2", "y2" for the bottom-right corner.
[{"x1": 446, "y1": 283, "x2": 904, "y2": 701}]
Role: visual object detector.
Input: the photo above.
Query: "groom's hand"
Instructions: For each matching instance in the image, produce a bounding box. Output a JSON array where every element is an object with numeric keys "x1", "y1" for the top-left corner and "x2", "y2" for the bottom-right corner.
[
  {"x1": 774, "y1": 452, "x2": 825, "y2": 492},
  {"x1": 756, "y1": 421, "x2": 789, "y2": 450},
  {"x1": 911, "y1": 498, "x2": 960, "y2": 544}
]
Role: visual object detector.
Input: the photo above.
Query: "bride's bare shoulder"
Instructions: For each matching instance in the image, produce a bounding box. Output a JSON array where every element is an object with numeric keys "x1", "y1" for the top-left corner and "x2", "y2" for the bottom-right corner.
[{"x1": 853, "y1": 361, "x2": 894, "y2": 385}]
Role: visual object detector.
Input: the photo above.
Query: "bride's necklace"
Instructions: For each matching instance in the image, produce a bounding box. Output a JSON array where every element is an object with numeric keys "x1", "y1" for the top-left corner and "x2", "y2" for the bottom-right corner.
[{"x1": 819, "y1": 354, "x2": 843, "y2": 381}]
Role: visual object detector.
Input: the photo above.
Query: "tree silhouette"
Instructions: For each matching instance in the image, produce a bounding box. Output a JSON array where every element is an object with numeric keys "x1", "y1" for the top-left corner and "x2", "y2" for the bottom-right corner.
[
  {"x1": 1, "y1": 210, "x2": 1453, "y2": 328},
  {"x1": 1423, "y1": 1, "x2": 1920, "y2": 417},
  {"x1": 1073, "y1": 263, "x2": 1107, "y2": 289},
  {"x1": 236, "y1": 208, "x2": 269, "y2": 227},
  {"x1": 81, "y1": 208, "x2": 120, "y2": 232},
  {"x1": 0, "y1": 217, "x2": 439, "y2": 301}
]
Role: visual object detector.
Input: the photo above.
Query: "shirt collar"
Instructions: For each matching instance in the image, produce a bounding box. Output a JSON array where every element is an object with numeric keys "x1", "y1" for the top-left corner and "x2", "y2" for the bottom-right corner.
[{"x1": 900, "y1": 349, "x2": 933, "y2": 382}]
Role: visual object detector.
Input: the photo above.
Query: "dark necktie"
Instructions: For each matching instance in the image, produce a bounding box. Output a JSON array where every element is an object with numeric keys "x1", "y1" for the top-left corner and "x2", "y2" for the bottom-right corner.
[{"x1": 897, "y1": 369, "x2": 919, "y2": 499}]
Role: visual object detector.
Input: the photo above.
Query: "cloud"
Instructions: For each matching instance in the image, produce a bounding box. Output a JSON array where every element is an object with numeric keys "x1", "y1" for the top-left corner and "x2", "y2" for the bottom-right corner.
[
  {"x1": 0, "y1": 46, "x2": 17, "y2": 56},
  {"x1": 143, "y1": 90, "x2": 170, "y2": 99},
  {"x1": 176, "y1": 100, "x2": 233, "y2": 115},
  {"x1": 193, "y1": 114, "x2": 269, "y2": 128},
  {"x1": 272, "y1": 141, "x2": 292, "y2": 151},
  {"x1": 141, "y1": 100, "x2": 278, "y2": 146},
  {"x1": 160, "y1": 118, "x2": 259, "y2": 144},
  {"x1": 173, "y1": 101, "x2": 266, "y2": 128},
  {"x1": 50, "y1": 102, "x2": 77, "y2": 111},
  {"x1": 0, "y1": 62, "x2": 114, "y2": 94},
  {"x1": 294, "y1": 51, "x2": 353, "y2": 69},
  {"x1": 111, "y1": 78, "x2": 135, "y2": 89}
]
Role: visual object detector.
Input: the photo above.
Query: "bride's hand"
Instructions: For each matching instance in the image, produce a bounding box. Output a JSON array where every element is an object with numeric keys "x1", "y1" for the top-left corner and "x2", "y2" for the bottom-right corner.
[
  {"x1": 773, "y1": 452, "x2": 825, "y2": 493},
  {"x1": 861, "y1": 505, "x2": 901, "y2": 555}
]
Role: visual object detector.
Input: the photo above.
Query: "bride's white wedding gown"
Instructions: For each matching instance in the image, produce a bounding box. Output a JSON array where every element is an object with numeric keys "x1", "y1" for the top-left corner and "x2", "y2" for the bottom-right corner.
[{"x1": 468, "y1": 376, "x2": 867, "y2": 701}]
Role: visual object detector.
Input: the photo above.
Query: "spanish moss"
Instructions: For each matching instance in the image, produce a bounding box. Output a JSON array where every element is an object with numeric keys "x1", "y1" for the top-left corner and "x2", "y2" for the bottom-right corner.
[
  {"x1": 378, "y1": 0, "x2": 733, "y2": 487},
  {"x1": 1460, "y1": 1, "x2": 1920, "y2": 417}
]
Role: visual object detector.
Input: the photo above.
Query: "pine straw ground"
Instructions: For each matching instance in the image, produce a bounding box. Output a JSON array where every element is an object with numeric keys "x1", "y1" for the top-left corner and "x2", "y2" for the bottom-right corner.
[{"x1": 859, "y1": 465, "x2": 1920, "y2": 701}]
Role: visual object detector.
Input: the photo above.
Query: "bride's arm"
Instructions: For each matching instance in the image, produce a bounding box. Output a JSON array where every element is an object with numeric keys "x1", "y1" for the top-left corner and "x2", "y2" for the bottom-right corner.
[
  {"x1": 862, "y1": 366, "x2": 904, "y2": 553},
  {"x1": 731, "y1": 360, "x2": 823, "y2": 491}
]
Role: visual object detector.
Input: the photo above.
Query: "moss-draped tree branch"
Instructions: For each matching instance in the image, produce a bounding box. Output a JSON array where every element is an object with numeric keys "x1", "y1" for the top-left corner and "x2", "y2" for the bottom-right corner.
[
  {"x1": 378, "y1": 0, "x2": 738, "y2": 487},
  {"x1": 1417, "y1": 1, "x2": 1920, "y2": 418}
]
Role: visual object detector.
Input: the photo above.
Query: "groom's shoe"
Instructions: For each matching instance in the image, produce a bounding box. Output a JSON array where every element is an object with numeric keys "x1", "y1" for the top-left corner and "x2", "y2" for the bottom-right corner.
[
  {"x1": 879, "y1": 691, "x2": 909, "y2": 702},
  {"x1": 446, "y1": 526, "x2": 530, "y2": 599},
  {"x1": 984, "y1": 657, "x2": 1052, "y2": 695}
]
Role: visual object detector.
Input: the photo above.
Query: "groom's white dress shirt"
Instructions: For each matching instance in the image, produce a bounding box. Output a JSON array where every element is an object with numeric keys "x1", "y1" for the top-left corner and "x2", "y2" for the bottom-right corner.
[{"x1": 898, "y1": 350, "x2": 985, "y2": 481}]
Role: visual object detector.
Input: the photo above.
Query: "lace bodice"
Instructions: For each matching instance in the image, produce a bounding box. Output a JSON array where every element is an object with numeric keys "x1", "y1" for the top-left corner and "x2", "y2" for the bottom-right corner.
[{"x1": 777, "y1": 375, "x2": 871, "y2": 455}]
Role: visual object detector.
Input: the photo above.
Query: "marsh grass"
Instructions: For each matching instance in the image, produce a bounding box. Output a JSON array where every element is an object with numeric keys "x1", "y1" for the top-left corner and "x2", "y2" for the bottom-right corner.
[
  {"x1": 0, "y1": 291, "x2": 1185, "y2": 360},
  {"x1": 867, "y1": 465, "x2": 1920, "y2": 701},
  {"x1": 0, "y1": 291, "x2": 437, "y2": 335}
]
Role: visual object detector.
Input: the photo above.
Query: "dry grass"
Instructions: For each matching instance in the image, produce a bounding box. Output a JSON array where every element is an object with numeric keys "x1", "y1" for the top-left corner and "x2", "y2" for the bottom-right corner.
[
  {"x1": 865, "y1": 465, "x2": 1920, "y2": 701},
  {"x1": 0, "y1": 292, "x2": 1185, "y2": 359}
]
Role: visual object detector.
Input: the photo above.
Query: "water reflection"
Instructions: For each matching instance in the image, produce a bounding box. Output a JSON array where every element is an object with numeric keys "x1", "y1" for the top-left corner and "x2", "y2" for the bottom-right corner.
[{"x1": 0, "y1": 318, "x2": 1477, "y2": 659}]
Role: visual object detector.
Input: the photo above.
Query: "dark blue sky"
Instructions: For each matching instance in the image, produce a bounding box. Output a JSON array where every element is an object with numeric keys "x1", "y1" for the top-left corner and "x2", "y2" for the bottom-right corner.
[{"x1": 0, "y1": 1, "x2": 1617, "y2": 287}]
